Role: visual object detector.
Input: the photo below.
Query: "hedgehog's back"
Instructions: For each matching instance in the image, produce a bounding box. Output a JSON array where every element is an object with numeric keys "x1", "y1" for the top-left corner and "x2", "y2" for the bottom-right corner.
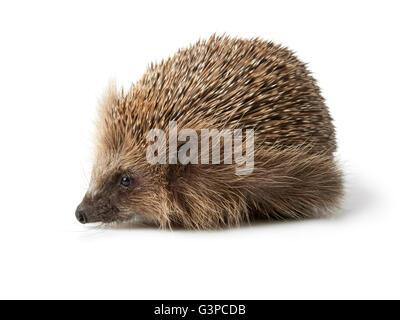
[{"x1": 134, "y1": 35, "x2": 336, "y2": 154}]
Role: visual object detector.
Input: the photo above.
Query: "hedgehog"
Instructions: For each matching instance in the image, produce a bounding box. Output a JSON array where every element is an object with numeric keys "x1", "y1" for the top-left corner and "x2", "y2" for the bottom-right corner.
[{"x1": 75, "y1": 34, "x2": 343, "y2": 229}]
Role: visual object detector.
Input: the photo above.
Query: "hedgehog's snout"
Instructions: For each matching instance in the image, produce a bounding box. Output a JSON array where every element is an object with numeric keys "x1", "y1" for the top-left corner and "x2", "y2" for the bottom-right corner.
[
  {"x1": 75, "y1": 193, "x2": 117, "y2": 224},
  {"x1": 75, "y1": 204, "x2": 88, "y2": 224}
]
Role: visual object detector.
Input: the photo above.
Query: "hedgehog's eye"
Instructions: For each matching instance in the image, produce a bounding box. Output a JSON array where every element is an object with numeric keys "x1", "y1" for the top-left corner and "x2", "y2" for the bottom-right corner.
[{"x1": 120, "y1": 176, "x2": 131, "y2": 187}]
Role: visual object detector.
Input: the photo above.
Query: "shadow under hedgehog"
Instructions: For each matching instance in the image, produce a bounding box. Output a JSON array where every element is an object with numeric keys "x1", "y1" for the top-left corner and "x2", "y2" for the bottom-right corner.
[{"x1": 76, "y1": 34, "x2": 343, "y2": 230}]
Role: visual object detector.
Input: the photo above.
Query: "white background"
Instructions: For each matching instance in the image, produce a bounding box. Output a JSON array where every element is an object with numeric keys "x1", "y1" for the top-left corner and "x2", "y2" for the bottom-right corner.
[{"x1": 0, "y1": 0, "x2": 399, "y2": 299}]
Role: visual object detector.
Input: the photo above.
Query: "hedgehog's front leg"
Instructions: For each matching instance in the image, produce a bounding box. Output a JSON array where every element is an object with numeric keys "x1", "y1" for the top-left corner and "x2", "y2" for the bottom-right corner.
[{"x1": 165, "y1": 164, "x2": 251, "y2": 229}]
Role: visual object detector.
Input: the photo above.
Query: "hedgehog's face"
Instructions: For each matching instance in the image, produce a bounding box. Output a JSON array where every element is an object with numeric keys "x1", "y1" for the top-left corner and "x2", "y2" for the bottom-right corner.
[{"x1": 75, "y1": 155, "x2": 166, "y2": 225}]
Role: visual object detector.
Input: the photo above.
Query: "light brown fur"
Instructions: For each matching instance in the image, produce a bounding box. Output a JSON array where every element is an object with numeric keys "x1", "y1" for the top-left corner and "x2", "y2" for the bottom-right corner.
[{"x1": 77, "y1": 35, "x2": 343, "y2": 229}]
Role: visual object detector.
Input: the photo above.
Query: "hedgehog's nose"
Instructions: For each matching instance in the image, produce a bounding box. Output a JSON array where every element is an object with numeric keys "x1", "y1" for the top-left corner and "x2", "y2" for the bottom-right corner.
[{"x1": 75, "y1": 205, "x2": 88, "y2": 224}]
